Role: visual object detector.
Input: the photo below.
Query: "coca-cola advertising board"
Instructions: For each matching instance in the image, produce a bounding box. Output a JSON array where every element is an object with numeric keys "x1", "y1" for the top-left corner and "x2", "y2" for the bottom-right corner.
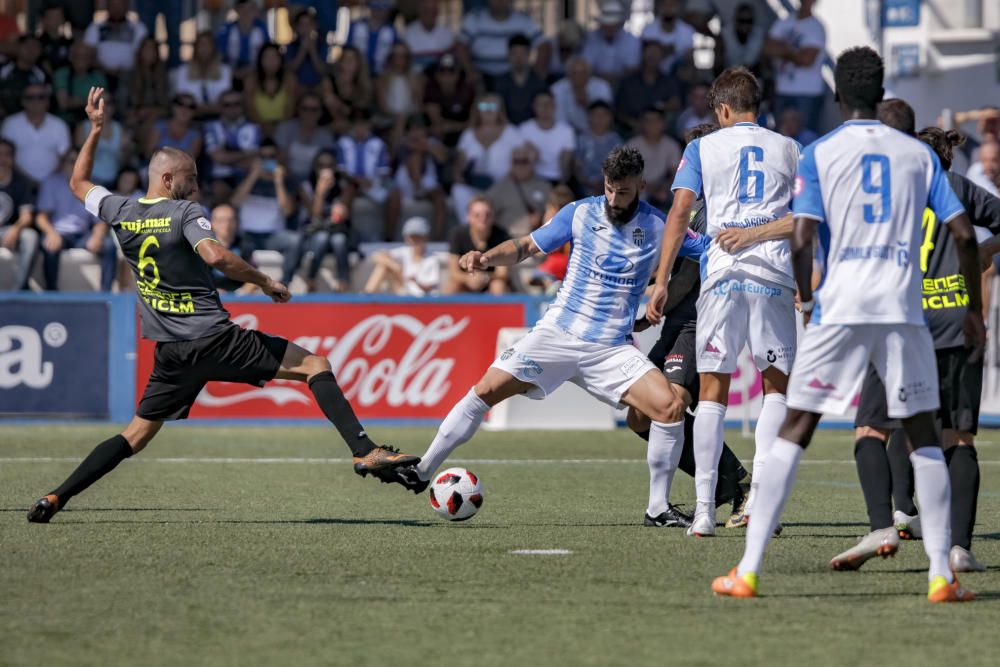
[{"x1": 135, "y1": 301, "x2": 525, "y2": 420}]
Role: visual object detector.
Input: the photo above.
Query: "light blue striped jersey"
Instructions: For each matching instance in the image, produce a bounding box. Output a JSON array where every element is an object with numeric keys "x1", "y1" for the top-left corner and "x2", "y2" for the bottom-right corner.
[{"x1": 531, "y1": 196, "x2": 707, "y2": 345}]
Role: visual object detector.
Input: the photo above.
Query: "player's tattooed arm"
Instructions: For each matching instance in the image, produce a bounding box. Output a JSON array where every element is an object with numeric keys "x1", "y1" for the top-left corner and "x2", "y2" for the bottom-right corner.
[
  {"x1": 716, "y1": 213, "x2": 794, "y2": 253},
  {"x1": 459, "y1": 235, "x2": 542, "y2": 272}
]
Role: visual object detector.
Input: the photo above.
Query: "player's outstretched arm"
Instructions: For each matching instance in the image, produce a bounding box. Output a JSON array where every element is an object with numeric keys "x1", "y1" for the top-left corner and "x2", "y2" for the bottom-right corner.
[
  {"x1": 69, "y1": 87, "x2": 106, "y2": 202},
  {"x1": 716, "y1": 213, "x2": 794, "y2": 254},
  {"x1": 648, "y1": 188, "x2": 697, "y2": 324},
  {"x1": 791, "y1": 216, "x2": 817, "y2": 323},
  {"x1": 947, "y1": 213, "x2": 986, "y2": 360},
  {"x1": 197, "y1": 240, "x2": 291, "y2": 303},
  {"x1": 459, "y1": 235, "x2": 542, "y2": 273}
]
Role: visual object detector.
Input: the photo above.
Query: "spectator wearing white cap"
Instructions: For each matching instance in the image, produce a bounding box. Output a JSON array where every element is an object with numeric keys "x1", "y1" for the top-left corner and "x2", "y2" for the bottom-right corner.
[
  {"x1": 581, "y1": 2, "x2": 640, "y2": 85},
  {"x1": 364, "y1": 216, "x2": 442, "y2": 296}
]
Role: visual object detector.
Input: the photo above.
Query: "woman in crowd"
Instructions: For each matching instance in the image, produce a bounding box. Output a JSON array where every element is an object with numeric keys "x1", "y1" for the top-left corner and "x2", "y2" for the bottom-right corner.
[
  {"x1": 173, "y1": 30, "x2": 233, "y2": 118},
  {"x1": 321, "y1": 45, "x2": 373, "y2": 135},
  {"x1": 300, "y1": 149, "x2": 356, "y2": 292},
  {"x1": 451, "y1": 94, "x2": 523, "y2": 222},
  {"x1": 144, "y1": 93, "x2": 203, "y2": 161},
  {"x1": 376, "y1": 41, "x2": 424, "y2": 150},
  {"x1": 129, "y1": 36, "x2": 170, "y2": 136},
  {"x1": 275, "y1": 91, "x2": 335, "y2": 185},
  {"x1": 423, "y1": 53, "x2": 475, "y2": 148},
  {"x1": 244, "y1": 42, "x2": 296, "y2": 133}
]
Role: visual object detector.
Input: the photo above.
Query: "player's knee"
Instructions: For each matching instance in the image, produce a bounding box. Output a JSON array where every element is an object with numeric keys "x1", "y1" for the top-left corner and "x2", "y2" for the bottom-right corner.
[
  {"x1": 304, "y1": 354, "x2": 332, "y2": 378},
  {"x1": 778, "y1": 409, "x2": 817, "y2": 447},
  {"x1": 648, "y1": 397, "x2": 685, "y2": 424},
  {"x1": 855, "y1": 425, "x2": 888, "y2": 442}
]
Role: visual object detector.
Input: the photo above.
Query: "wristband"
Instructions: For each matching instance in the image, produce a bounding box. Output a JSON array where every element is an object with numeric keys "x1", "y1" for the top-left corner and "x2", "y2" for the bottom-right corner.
[{"x1": 799, "y1": 298, "x2": 815, "y2": 314}]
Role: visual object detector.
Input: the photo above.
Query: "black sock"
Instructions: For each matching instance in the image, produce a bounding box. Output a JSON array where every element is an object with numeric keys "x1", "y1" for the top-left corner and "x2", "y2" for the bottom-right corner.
[
  {"x1": 887, "y1": 430, "x2": 917, "y2": 515},
  {"x1": 308, "y1": 371, "x2": 375, "y2": 457},
  {"x1": 715, "y1": 444, "x2": 748, "y2": 505},
  {"x1": 854, "y1": 436, "x2": 894, "y2": 531},
  {"x1": 51, "y1": 434, "x2": 133, "y2": 507},
  {"x1": 946, "y1": 445, "x2": 979, "y2": 550}
]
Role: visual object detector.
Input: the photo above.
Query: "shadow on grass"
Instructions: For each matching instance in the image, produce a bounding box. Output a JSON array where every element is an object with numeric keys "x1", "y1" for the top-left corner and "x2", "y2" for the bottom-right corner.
[
  {"x1": 782, "y1": 522, "x2": 869, "y2": 528},
  {"x1": 1, "y1": 507, "x2": 207, "y2": 513},
  {"x1": 40, "y1": 517, "x2": 436, "y2": 527}
]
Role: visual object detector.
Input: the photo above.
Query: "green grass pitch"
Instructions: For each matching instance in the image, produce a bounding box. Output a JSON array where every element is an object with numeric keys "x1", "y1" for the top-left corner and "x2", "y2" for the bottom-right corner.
[{"x1": 2, "y1": 424, "x2": 998, "y2": 666}]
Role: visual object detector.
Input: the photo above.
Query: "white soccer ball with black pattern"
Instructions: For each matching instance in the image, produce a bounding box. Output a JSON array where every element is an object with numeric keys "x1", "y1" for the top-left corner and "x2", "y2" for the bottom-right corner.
[{"x1": 429, "y1": 467, "x2": 484, "y2": 521}]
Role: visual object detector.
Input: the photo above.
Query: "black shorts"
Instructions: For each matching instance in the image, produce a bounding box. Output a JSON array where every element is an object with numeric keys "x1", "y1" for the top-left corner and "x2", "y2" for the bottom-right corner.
[
  {"x1": 137, "y1": 325, "x2": 288, "y2": 421},
  {"x1": 854, "y1": 346, "x2": 982, "y2": 434},
  {"x1": 648, "y1": 319, "x2": 699, "y2": 397}
]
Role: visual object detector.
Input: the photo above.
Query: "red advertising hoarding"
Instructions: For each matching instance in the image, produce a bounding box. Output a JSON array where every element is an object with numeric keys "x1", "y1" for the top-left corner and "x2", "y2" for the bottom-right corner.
[{"x1": 136, "y1": 301, "x2": 525, "y2": 419}]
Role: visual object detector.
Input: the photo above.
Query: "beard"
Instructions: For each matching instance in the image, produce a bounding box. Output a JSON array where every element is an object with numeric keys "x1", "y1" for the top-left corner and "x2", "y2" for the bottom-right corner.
[
  {"x1": 170, "y1": 182, "x2": 196, "y2": 200},
  {"x1": 605, "y1": 195, "x2": 639, "y2": 225}
]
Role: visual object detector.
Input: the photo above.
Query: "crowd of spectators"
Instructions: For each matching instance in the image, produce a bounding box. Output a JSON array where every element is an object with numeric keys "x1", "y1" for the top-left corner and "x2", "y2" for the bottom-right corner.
[{"x1": 10, "y1": 0, "x2": 993, "y2": 297}]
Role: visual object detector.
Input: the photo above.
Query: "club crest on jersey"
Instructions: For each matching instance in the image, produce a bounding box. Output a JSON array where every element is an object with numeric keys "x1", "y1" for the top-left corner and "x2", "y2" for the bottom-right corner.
[
  {"x1": 632, "y1": 228, "x2": 644, "y2": 247},
  {"x1": 197, "y1": 217, "x2": 212, "y2": 231}
]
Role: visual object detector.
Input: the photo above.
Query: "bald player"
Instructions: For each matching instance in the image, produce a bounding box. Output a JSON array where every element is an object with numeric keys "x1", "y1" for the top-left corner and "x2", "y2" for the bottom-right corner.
[{"x1": 27, "y1": 88, "x2": 419, "y2": 523}]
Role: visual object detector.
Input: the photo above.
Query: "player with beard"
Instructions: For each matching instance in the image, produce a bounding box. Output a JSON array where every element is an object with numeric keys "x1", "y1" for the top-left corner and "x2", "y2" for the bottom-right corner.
[
  {"x1": 27, "y1": 88, "x2": 419, "y2": 523},
  {"x1": 829, "y1": 99, "x2": 1000, "y2": 573},
  {"x1": 370, "y1": 147, "x2": 710, "y2": 527}
]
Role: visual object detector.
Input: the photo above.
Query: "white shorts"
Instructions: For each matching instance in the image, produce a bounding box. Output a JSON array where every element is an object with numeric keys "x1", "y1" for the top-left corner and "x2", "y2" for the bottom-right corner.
[
  {"x1": 696, "y1": 270, "x2": 797, "y2": 374},
  {"x1": 489, "y1": 323, "x2": 657, "y2": 407},
  {"x1": 786, "y1": 323, "x2": 940, "y2": 418}
]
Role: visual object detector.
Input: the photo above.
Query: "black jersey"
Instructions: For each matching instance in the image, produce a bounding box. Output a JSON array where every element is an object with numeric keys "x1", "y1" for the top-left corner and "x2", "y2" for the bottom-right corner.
[
  {"x1": 921, "y1": 172, "x2": 1000, "y2": 349},
  {"x1": 90, "y1": 189, "x2": 232, "y2": 342},
  {"x1": 662, "y1": 199, "x2": 707, "y2": 326}
]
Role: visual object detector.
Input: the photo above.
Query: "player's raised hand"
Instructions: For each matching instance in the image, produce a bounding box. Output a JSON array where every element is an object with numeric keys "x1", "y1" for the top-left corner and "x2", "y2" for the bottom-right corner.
[
  {"x1": 964, "y1": 310, "x2": 986, "y2": 362},
  {"x1": 264, "y1": 279, "x2": 291, "y2": 303},
  {"x1": 85, "y1": 87, "x2": 106, "y2": 133},
  {"x1": 646, "y1": 282, "x2": 668, "y2": 325},
  {"x1": 716, "y1": 227, "x2": 753, "y2": 254},
  {"x1": 459, "y1": 250, "x2": 489, "y2": 273}
]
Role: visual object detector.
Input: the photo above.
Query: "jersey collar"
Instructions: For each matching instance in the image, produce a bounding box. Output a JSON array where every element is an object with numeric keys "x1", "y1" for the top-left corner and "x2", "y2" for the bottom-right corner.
[
  {"x1": 843, "y1": 119, "x2": 881, "y2": 126},
  {"x1": 137, "y1": 196, "x2": 168, "y2": 204},
  {"x1": 733, "y1": 121, "x2": 757, "y2": 127}
]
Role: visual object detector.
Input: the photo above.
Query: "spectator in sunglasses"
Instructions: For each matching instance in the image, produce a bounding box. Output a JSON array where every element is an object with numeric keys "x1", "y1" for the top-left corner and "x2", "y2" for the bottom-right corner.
[
  {"x1": 146, "y1": 94, "x2": 203, "y2": 162},
  {"x1": 0, "y1": 83, "x2": 71, "y2": 183},
  {"x1": 275, "y1": 91, "x2": 335, "y2": 185}
]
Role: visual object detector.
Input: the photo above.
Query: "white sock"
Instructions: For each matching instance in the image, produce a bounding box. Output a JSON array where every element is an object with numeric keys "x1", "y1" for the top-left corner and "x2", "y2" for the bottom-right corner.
[
  {"x1": 415, "y1": 389, "x2": 489, "y2": 481},
  {"x1": 693, "y1": 401, "x2": 726, "y2": 505},
  {"x1": 749, "y1": 393, "x2": 787, "y2": 514},
  {"x1": 737, "y1": 437, "x2": 803, "y2": 576},
  {"x1": 910, "y1": 446, "x2": 953, "y2": 582},
  {"x1": 646, "y1": 420, "x2": 684, "y2": 517}
]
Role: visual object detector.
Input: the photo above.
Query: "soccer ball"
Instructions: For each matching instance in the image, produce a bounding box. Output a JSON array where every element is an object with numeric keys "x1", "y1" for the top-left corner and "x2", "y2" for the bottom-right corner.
[{"x1": 429, "y1": 467, "x2": 484, "y2": 521}]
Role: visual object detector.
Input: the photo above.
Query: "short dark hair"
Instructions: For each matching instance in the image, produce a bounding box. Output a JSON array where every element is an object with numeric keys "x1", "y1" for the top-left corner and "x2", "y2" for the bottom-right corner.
[
  {"x1": 587, "y1": 99, "x2": 612, "y2": 113},
  {"x1": 877, "y1": 98, "x2": 915, "y2": 135},
  {"x1": 684, "y1": 123, "x2": 718, "y2": 144},
  {"x1": 707, "y1": 66, "x2": 761, "y2": 114},
  {"x1": 602, "y1": 146, "x2": 644, "y2": 183},
  {"x1": 508, "y1": 33, "x2": 531, "y2": 49},
  {"x1": 917, "y1": 126, "x2": 965, "y2": 172},
  {"x1": 834, "y1": 46, "x2": 884, "y2": 113},
  {"x1": 0, "y1": 138, "x2": 16, "y2": 154},
  {"x1": 532, "y1": 89, "x2": 554, "y2": 104}
]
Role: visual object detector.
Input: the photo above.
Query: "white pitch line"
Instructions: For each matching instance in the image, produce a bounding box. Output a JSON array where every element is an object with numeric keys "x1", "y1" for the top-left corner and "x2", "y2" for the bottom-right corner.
[
  {"x1": 2, "y1": 457, "x2": 1000, "y2": 466},
  {"x1": 509, "y1": 549, "x2": 573, "y2": 555}
]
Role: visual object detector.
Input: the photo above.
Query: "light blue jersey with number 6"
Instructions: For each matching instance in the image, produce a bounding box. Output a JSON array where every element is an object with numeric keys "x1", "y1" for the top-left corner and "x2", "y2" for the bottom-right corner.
[
  {"x1": 792, "y1": 119, "x2": 965, "y2": 326},
  {"x1": 672, "y1": 122, "x2": 802, "y2": 288}
]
